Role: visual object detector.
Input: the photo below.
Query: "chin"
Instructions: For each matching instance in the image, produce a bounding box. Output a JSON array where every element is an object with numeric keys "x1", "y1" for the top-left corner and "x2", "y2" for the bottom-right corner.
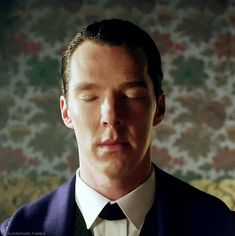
[{"x1": 101, "y1": 159, "x2": 133, "y2": 178}]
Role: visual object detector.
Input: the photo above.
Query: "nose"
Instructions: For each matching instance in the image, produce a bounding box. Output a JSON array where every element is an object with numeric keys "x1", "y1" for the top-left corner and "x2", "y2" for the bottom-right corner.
[{"x1": 100, "y1": 96, "x2": 123, "y2": 128}]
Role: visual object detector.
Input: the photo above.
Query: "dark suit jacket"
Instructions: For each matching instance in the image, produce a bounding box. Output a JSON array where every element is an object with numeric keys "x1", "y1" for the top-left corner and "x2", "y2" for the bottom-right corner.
[{"x1": 1, "y1": 165, "x2": 235, "y2": 236}]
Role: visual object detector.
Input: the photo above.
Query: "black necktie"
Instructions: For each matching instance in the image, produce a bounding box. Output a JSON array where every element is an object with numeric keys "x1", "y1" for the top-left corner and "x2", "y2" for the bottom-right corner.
[{"x1": 99, "y1": 203, "x2": 126, "y2": 221}]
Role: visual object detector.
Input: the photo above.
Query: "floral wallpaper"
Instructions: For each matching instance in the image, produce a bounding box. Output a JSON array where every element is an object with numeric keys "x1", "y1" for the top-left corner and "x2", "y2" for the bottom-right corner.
[{"x1": 1, "y1": 0, "x2": 235, "y2": 221}]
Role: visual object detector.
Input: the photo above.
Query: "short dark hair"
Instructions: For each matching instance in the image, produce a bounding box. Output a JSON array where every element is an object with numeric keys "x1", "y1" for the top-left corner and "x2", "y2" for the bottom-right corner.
[{"x1": 61, "y1": 19, "x2": 163, "y2": 100}]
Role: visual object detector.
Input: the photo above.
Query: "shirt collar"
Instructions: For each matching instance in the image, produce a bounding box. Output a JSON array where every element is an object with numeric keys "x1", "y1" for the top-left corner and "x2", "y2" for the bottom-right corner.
[{"x1": 75, "y1": 168, "x2": 156, "y2": 230}]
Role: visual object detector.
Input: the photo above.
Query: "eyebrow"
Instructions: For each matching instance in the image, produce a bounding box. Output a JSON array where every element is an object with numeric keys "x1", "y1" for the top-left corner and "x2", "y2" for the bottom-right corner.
[
  {"x1": 73, "y1": 80, "x2": 147, "y2": 93},
  {"x1": 119, "y1": 81, "x2": 148, "y2": 90},
  {"x1": 73, "y1": 82, "x2": 99, "y2": 93}
]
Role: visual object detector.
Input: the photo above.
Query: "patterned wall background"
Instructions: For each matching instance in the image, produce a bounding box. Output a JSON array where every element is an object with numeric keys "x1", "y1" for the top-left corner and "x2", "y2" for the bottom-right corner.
[{"x1": 1, "y1": 0, "x2": 235, "y2": 221}]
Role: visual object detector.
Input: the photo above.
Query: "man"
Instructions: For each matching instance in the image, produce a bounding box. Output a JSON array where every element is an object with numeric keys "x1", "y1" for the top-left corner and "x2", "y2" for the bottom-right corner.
[{"x1": 0, "y1": 19, "x2": 234, "y2": 236}]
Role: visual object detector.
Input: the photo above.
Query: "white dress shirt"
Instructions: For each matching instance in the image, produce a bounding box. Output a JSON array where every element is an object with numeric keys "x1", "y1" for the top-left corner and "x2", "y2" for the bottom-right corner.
[{"x1": 75, "y1": 168, "x2": 156, "y2": 236}]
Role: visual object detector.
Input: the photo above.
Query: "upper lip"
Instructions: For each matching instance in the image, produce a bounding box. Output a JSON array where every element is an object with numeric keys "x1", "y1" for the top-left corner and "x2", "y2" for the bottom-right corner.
[{"x1": 99, "y1": 139, "x2": 126, "y2": 146}]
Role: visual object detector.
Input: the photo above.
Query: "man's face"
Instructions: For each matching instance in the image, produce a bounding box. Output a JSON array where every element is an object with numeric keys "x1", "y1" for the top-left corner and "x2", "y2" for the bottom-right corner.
[{"x1": 60, "y1": 41, "x2": 164, "y2": 184}]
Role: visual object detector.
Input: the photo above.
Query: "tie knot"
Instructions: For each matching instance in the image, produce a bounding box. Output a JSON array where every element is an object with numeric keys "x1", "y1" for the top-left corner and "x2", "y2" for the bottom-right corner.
[{"x1": 99, "y1": 203, "x2": 126, "y2": 221}]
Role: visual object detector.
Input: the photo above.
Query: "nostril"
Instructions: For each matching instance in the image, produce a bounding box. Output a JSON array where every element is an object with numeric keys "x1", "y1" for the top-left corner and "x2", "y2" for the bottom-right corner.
[
  {"x1": 101, "y1": 113, "x2": 123, "y2": 127},
  {"x1": 101, "y1": 118, "x2": 122, "y2": 127}
]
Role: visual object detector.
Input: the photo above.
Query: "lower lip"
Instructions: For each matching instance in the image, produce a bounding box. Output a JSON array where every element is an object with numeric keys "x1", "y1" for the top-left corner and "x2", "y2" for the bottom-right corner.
[{"x1": 98, "y1": 143, "x2": 126, "y2": 152}]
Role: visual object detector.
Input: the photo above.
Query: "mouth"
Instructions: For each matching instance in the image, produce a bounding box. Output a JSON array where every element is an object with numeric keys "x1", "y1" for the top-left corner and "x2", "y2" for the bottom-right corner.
[{"x1": 97, "y1": 139, "x2": 128, "y2": 152}]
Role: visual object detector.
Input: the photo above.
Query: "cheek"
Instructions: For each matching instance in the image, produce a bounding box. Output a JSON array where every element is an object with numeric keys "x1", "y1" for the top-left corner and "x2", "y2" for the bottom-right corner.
[
  {"x1": 69, "y1": 99, "x2": 98, "y2": 122},
  {"x1": 129, "y1": 103, "x2": 156, "y2": 126},
  {"x1": 128, "y1": 112, "x2": 154, "y2": 143},
  {"x1": 72, "y1": 117, "x2": 94, "y2": 154},
  {"x1": 69, "y1": 105, "x2": 100, "y2": 142},
  {"x1": 71, "y1": 113, "x2": 96, "y2": 134}
]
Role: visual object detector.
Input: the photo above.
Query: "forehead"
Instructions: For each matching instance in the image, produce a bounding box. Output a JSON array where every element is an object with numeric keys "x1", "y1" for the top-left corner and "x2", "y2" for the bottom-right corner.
[{"x1": 70, "y1": 41, "x2": 147, "y2": 78}]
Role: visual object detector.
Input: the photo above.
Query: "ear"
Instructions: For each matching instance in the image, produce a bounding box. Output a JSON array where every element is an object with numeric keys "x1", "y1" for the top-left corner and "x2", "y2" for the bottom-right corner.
[
  {"x1": 60, "y1": 96, "x2": 74, "y2": 129},
  {"x1": 153, "y1": 93, "x2": 165, "y2": 126}
]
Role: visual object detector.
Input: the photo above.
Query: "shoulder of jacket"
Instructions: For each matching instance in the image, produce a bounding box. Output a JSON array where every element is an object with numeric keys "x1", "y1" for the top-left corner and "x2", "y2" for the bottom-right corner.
[
  {"x1": 0, "y1": 175, "x2": 76, "y2": 233},
  {"x1": 154, "y1": 164, "x2": 231, "y2": 211},
  {"x1": 0, "y1": 217, "x2": 12, "y2": 236}
]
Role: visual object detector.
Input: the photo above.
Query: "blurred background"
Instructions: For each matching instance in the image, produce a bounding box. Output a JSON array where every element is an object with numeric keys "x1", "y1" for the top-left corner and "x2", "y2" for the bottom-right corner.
[{"x1": 1, "y1": 0, "x2": 235, "y2": 221}]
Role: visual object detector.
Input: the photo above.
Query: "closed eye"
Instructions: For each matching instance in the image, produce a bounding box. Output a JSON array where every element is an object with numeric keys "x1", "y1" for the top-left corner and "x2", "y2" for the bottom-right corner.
[
  {"x1": 124, "y1": 88, "x2": 148, "y2": 99},
  {"x1": 79, "y1": 95, "x2": 98, "y2": 102}
]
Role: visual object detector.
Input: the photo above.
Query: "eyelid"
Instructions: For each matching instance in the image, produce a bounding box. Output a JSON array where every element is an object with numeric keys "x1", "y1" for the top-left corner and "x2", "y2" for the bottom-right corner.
[
  {"x1": 124, "y1": 87, "x2": 148, "y2": 98},
  {"x1": 125, "y1": 86, "x2": 147, "y2": 92},
  {"x1": 79, "y1": 95, "x2": 98, "y2": 102}
]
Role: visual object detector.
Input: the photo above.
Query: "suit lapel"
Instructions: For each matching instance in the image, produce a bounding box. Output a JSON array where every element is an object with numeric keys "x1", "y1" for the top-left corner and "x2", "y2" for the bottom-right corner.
[
  {"x1": 44, "y1": 175, "x2": 77, "y2": 236},
  {"x1": 151, "y1": 165, "x2": 195, "y2": 236},
  {"x1": 140, "y1": 165, "x2": 177, "y2": 236},
  {"x1": 139, "y1": 199, "x2": 158, "y2": 236},
  {"x1": 139, "y1": 165, "x2": 166, "y2": 236},
  {"x1": 74, "y1": 207, "x2": 93, "y2": 236}
]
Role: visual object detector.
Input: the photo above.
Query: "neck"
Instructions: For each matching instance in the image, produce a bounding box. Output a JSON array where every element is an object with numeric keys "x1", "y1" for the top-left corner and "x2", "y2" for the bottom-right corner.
[{"x1": 80, "y1": 159, "x2": 152, "y2": 200}]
